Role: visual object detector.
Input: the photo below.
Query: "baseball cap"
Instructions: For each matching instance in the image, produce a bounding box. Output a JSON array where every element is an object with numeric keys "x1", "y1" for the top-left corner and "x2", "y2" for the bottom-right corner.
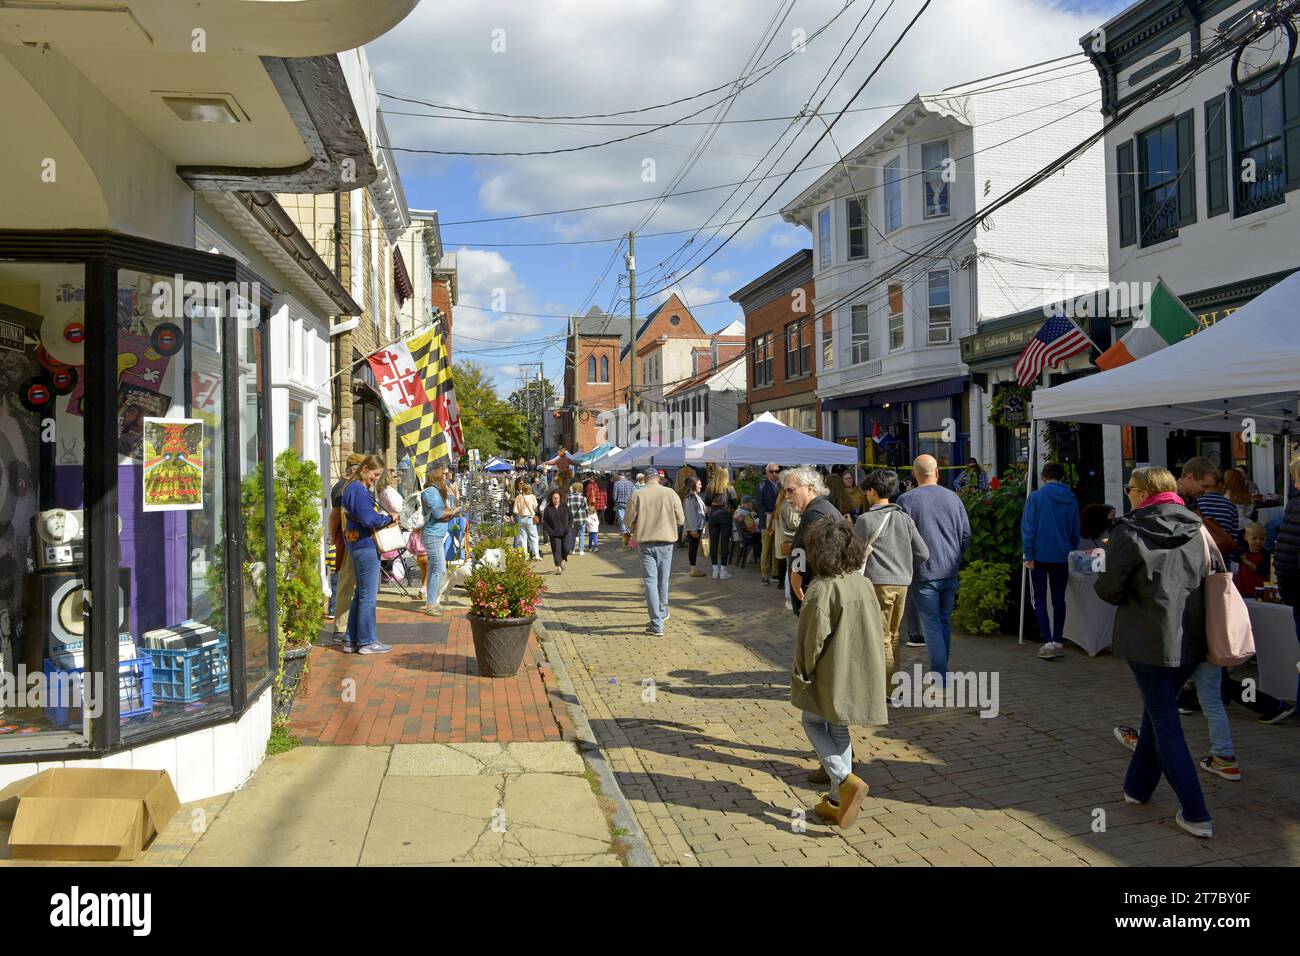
[{"x1": 642, "y1": 468, "x2": 660, "y2": 479}]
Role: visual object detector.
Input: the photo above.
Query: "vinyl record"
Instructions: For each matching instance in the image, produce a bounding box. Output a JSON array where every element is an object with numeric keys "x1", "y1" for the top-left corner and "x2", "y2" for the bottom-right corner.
[
  {"x1": 50, "y1": 576, "x2": 86, "y2": 643},
  {"x1": 50, "y1": 365, "x2": 78, "y2": 395},
  {"x1": 19, "y1": 377, "x2": 54, "y2": 413},
  {"x1": 40, "y1": 301, "x2": 86, "y2": 365},
  {"x1": 150, "y1": 322, "x2": 184, "y2": 356},
  {"x1": 35, "y1": 344, "x2": 67, "y2": 372}
]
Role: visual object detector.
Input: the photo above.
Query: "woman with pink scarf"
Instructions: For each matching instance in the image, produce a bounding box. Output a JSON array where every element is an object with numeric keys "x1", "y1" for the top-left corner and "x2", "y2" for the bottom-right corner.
[{"x1": 1095, "y1": 466, "x2": 1213, "y2": 838}]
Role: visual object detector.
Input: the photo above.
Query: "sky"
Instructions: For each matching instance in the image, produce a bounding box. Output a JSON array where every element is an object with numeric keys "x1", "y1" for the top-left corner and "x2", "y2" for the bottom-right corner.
[{"x1": 366, "y1": 0, "x2": 1132, "y2": 395}]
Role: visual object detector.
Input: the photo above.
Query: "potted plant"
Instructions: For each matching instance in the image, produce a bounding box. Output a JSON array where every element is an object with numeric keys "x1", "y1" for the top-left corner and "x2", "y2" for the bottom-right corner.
[{"x1": 464, "y1": 547, "x2": 547, "y2": 677}]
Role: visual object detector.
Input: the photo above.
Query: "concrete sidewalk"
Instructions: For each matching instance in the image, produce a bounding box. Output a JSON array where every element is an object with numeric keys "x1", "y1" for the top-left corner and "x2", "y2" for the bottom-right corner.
[{"x1": 0, "y1": 741, "x2": 627, "y2": 867}]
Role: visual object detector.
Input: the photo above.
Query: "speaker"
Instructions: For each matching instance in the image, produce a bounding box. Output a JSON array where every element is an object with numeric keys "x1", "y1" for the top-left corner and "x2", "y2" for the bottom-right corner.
[{"x1": 21, "y1": 569, "x2": 131, "y2": 672}]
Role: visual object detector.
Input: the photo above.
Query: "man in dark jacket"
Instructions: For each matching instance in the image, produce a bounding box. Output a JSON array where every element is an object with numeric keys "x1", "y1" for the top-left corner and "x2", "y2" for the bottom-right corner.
[
  {"x1": 757, "y1": 462, "x2": 781, "y2": 586},
  {"x1": 1095, "y1": 467, "x2": 1213, "y2": 837},
  {"x1": 784, "y1": 466, "x2": 842, "y2": 616}
]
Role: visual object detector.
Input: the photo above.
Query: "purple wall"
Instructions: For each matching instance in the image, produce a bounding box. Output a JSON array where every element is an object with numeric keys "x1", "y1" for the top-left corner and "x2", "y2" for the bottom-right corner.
[{"x1": 53, "y1": 464, "x2": 189, "y2": 638}]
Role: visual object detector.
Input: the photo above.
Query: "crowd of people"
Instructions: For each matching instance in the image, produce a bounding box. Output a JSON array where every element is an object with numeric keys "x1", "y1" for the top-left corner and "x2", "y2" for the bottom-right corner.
[{"x1": 320, "y1": 448, "x2": 1297, "y2": 836}]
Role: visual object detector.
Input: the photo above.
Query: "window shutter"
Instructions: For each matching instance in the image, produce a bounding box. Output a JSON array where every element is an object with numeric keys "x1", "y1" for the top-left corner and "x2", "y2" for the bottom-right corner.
[
  {"x1": 1176, "y1": 109, "x2": 1197, "y2": 226},
  {"x1": 1204, "y1": 94, "x2": 1229, "y2": 217},
  {"x1": 1285, "y1": 62, "x2": 1300, "y2": 191},
  {"x1": 1117, "y1": 140, "x2": 1136, "y2": 247}
]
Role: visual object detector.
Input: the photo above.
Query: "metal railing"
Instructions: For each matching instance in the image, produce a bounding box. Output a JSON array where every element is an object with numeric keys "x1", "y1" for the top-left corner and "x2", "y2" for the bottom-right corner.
[{"x1": 1236, "y1": 155, "x2": 1286, "y2": 216}]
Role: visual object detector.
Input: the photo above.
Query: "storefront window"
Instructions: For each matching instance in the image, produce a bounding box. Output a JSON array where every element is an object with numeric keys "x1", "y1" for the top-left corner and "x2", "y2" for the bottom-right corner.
[
  {"x1": 289, "y1": 398, "x2": 304, "y2": 457},
  {"x1": 0, "y1": 262, "x2": 90, "y2": 748},
  {"x1": 915, "y1": 396, "x2": 956, "y2": 483},
  {"x1": 117, "y1": 269, "x2": 231, "y2": 738},
  {"x1": 238, "y1": 315, "x2": 272, "y2": 692}
]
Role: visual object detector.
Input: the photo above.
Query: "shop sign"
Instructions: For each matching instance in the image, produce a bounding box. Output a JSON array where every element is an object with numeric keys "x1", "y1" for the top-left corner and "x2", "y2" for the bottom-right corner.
[
  {"x1": 1001, "y1": 392, "x2": 1027, "y2": 424},
  {"x1": 961, "y1": 322, "x2": 1040, "y2": 361},
  {"x1": 0, "y1": 319, "x2": 24, "y2": 353}
]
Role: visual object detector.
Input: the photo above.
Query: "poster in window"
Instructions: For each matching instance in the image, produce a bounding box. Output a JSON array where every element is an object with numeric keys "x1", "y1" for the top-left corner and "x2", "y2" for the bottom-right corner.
[
  {"x1": 117, "y1": 385, "x2": 172, "y2": 460},
  {"x1": 142, "y1": 418, "x2": 204, "y2": 512}
]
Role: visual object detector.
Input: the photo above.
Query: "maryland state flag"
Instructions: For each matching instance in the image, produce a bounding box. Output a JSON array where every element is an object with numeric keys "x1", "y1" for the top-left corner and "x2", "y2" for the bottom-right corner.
[{"x1": 388, "y1": 318, "x2": 463, "y2": 480}]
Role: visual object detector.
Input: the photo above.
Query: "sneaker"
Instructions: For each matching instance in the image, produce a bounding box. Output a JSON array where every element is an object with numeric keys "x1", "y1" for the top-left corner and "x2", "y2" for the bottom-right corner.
[
  {"x1": 719, "y1": 567, "x2": 733, "y2": 580},
  {"x1": 644, "y1": 626, "x2": 663, "y2": 636},
  {"x1": 761, "y1": 577, "x2": 770, "y2": 587},
  {"x1": 905, "y1": 635, "x2": 926, "y2": 647},
  {"x1": 341, "y1": 641, "x2": 358, "y2": 654},
  {"x1": 662, "y1": 612, "x2": 670, "y2": 622},
  {"x1": 357, "y1": 641, "x2": 393, "y2": 655},
  {"x1": 689, "y1": 567, "x2": 707, "y2": 578},
  {"x1": 1259, "y1": 703, "x2": 1296, "y2": 724},
  {"x1": 1113, "y1": 725, "x2": 1138, "y2": 752},
  {"x1": 1199, "y1": 755, "x2": 1242, "y2": 781},
  {"x1": 1037, "y1": 642, "x2": 1058, "y2": 661},
  {"x1": 1049, "y1": 642, "x2": 1065, "y2": 659},
  {"x1": 1177, "y1": 706, "x2": 1196, "y2": 716},
  {"x1": 1123, "y1": 792, "x2": 1146, "y2": 805},
  {"x1": 711, "y1": 565, "x2": 720, "y2": 579},
  {"x1": 332, "y1": 631, "x2": 346, "y2": 645},
  {"x1": 784, "y1": 599, "x2": 793, "y2": 611},
  {"x1": 1175, "y1": 810, "x2": 1213, "y2": 838}
]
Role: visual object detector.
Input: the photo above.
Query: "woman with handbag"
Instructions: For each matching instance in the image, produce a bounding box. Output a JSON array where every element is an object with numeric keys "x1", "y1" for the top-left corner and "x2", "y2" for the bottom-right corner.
[
  {"x1": 705, "y1": 466, "x2": 738, "y2": 580},
  {"x1": 683, "y1": 477, "x2": 707, "y2": 577},
  {"x1": 1095, "y1": 467, "x2": 1213, "y2": 837},
  {"x1": 341, "y1": 455, "x2": 398, "y2": 655},
  {"x1": 512, "y1": 478, "x2": 542, "y2": 560},
  {"x1": 419, "y1": 467, "x2": 460, "y2": 614}
]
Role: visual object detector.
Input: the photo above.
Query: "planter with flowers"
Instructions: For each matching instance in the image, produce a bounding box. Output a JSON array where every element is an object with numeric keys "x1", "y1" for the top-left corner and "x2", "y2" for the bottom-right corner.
[{"x1": 464, "y1": 547, "x2": 548, "y2": 677}]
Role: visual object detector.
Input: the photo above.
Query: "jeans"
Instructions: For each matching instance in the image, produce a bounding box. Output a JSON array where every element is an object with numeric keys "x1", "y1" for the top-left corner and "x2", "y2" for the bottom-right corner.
[
  {"x1": 550, "y1": 535, "x2": 570, "y2": 568},
  {"x1": 707, "y1": 510, "x2": 732, "y2": 567},
  {"x1": 801, "y1": 711, "x2": 852, "y2": 789},
  {"x1": 588, "y1": 530, "x2": 599, "y2": 551},
  {"x1": 516, "y1": 519, "x2": 540, "y2": 557},
  {"x1": 1029, "y1": 561, "x2": 1069, "y2": 644},
  {"x1": 617, "y1": 505, "x2": 628, "y2": 534},
  {"x1": 571, "y1": 527, "x2": 583, "y2": 554},
  {"x1": 422, "y1": 530, "x2": 447, "y2": 608},
  {"x1": 344, "y1": 545, "x2": 381, "y2": 648},
  {"x1": 639, "y1": 542, "x2": 673, "y2": 632},
  {"x1": 1126, "y1": 662, "x2": 1211, "y2": 824},
  {"x1": 328, "y1": 571, "x2": 338, "y2": 616},
  {"x1": 1191, "y1": 661, "x2": 1234, "y2": 759},
  {"x1": 913, "y1": 577, "x2": 959, "y2": 680}
]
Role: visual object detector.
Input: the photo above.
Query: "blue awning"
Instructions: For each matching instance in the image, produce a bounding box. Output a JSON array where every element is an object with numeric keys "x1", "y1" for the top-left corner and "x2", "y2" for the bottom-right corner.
[{"x1": 821, "y1": 375, "x2": 967, "y2": 413}]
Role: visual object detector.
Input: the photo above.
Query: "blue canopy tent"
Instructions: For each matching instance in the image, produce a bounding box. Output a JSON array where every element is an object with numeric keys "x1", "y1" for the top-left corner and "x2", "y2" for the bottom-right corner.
[
  {"x1": 574, "y1": 442, "x2": 615, "y2": 464},
  {"x1": 483, "y1": 457, "x2": 514, "y2": 473}
]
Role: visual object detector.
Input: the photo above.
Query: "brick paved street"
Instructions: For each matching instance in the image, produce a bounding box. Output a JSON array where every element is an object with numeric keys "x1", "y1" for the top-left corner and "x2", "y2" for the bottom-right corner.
[
  {"x1": 537, "y1": 535, "x2": 1300, "y2": 867},
  {"x1": 290, "y1": 595, "x2": 573, "y2": 745}
]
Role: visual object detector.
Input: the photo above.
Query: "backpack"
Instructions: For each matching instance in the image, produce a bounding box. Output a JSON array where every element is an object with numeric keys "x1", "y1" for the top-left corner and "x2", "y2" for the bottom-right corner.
[{"x1": 399, "y1": 491, "x2": 428, "y2": 531}]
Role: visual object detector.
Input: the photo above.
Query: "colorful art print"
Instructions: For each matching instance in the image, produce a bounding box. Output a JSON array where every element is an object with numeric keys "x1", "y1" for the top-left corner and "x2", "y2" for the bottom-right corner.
[
  {"x1": 63, "y1": 330, "x2": 173, "y2": 417},
  {"x1": 142, "y1": 418, "x2": 203, "y2": 512},
  {"x1": 117, "y1": 386, "x2": 172, "y2": 460},
  {"x1": 56, "y1": 284, "x2": 85, "y2": 303}
]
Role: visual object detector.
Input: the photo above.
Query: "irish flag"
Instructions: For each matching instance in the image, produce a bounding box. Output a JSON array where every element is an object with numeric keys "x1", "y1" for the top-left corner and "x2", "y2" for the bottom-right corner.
[{"x1": 1095, "y1": 278, "x2": 1198, "y2": 371}]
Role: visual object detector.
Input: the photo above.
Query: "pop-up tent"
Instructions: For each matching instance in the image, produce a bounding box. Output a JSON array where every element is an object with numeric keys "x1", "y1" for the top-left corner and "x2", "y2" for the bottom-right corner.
[
  {"x1": 683, "y1": 412, "x2": 858, "y2": 466},
  {"x1": 483, "y1": 457, "x2": 514, "y2": 473},
  {"x1": 574, "y1": 442, "x2": 615, "y2": 464},
  {"x1": 1032, "y1": 271, "x2": 1300, "y2": 431},
  {"x1": 583, "y1": 445, "x2": 623, "y2": 470},
  {"x1": 595, "y1": 441, "x2": 653, "y2": 472}
]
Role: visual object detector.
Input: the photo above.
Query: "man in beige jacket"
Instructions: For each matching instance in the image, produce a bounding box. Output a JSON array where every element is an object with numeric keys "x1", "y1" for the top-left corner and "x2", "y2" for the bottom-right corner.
[{"x1": 624, "y1": 468, "x2": 685, "y2": 635}]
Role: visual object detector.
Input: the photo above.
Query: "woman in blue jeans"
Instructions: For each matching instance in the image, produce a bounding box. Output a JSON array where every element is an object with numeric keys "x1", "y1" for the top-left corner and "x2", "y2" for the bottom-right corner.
[
  {"x1": 1096, "y1": 467, "x2": 1213, "y2": 837},
  {"x1": 341, "y1": 455, "x2": 397, "y2": 655},
  {"x1": 420, "y1": 466, "x2": 460, "y2": 614}
]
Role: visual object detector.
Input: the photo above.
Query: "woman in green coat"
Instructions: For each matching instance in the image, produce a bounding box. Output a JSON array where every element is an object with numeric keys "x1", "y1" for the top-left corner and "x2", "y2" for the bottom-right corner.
[{"x1": 792, "y1": 518, "x2": 889, "y2": 827}]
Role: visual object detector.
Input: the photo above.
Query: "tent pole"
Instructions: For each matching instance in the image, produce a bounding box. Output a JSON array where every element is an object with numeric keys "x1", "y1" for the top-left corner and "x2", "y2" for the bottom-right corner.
[{"x1": 1018, "y1": 422, "x2": 1034, "y2": 645}]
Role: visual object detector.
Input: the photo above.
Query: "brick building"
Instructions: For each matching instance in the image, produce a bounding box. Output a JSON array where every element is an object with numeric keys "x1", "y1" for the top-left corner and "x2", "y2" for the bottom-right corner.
[{"x1": 730, "y1": 249, "x2": 821, "y2": 437}]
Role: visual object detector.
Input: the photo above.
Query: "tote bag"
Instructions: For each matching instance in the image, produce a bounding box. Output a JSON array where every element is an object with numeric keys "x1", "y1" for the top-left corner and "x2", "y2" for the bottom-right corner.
[{"x1": 1200, "y1": 526, "x2": 1255, "y2": 667}]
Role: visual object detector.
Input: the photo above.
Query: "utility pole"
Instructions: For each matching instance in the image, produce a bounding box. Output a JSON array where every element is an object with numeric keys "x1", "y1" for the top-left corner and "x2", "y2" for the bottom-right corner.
[
  {"x1": 626, "y1": 232, "x2": 636, "y2": 427},
  {"x1": 519, "y1": 362, "x2": 544, "y2": 464}
]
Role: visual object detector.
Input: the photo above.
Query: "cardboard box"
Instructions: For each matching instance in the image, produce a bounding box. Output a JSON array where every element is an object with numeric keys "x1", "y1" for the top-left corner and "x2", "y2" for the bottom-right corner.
[{"x1": 0, "y1": 768, "x2": 180, "y2": 861}]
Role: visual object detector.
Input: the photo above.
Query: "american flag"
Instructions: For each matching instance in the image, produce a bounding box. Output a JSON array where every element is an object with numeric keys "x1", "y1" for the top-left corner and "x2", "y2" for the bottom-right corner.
[{"x1": 1014, "y1": 314, "x2": 1091, "y2": 386}]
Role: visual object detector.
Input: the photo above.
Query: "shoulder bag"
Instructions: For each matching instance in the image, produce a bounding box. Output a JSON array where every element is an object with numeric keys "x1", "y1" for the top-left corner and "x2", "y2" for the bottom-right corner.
[
  {"x1": 1200, "y1": 526, "x2": 1255, "y2": 667},
  {"x1": 858, "y1": 512, "x2": 892, "y2": 575}
]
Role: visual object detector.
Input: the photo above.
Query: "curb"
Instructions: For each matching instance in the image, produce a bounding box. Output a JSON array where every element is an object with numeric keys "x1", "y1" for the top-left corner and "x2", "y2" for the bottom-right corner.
[{"x1": 533, "y1": 617, "x2": 657, "y2": 868}]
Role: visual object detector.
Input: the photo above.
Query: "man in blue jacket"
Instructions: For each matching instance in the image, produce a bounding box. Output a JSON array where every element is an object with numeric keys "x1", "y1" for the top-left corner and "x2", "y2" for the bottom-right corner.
[{"x1": 1022, "y1": 461, "x2": 1080, "y2": 661}]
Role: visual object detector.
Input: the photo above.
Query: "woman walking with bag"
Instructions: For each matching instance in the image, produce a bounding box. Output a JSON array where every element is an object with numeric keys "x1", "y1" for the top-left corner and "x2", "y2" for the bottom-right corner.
[
  {"x1": 1096, "y1": 467, "x2": 1214, "y2": 837},
  {"x1": 705, "y1": 466, "x2": 738, "y2": 580},
  {"x1": 341, "y1": 455, "x2": 398, "y2": 655},
  {"x1": 419, "y1": 467, "x2": 460, "y2": 614},
  {"x1": 512, "y1": 477, "x2": 541, "y2": 560},
  {"x1": 541, "y1": 489, "x2": 573, "y2": 574},
  {"x1": 683, "y1": 476, "x2": 707, "y2": 577}
]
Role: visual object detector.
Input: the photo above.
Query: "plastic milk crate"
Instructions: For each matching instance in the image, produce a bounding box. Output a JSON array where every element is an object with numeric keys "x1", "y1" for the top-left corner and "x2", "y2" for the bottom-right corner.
[
  {"x1": 146, "y1": 632, "x2": 231, "y2": 703},
  {"x1": 42, "y1": 656, "x2": 154, "y2": 729}
]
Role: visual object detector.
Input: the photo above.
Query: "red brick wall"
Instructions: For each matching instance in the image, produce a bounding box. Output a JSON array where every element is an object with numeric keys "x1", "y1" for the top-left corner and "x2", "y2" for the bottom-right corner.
[{"x1": 742, "y1": 276, "x2": 820, "y2": 435}]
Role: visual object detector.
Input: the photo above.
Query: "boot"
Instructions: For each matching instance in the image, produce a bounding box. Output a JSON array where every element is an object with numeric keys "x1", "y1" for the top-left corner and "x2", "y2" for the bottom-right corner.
[
  {"x1": 689, "y1": 566, "x2": 707, "y2": 578},
  {"x1": 622, "y1": 532, "x2": 630, "y2": 548}
]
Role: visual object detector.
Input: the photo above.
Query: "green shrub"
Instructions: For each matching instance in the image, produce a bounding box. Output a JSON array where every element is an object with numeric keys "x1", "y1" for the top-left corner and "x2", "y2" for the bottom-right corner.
[
  {"x1": 953, "y1": 560, "x2": 1012, "y2": 635},
  {"x1": 959, "y1": 466, "x2": 1026, "y2": 567},
  {"x1": 465, "y1": 547, "x2": 547, "y2": 619}
]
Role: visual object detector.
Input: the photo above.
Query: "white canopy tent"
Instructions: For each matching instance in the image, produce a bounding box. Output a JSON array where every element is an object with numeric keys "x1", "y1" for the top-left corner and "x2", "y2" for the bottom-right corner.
[
  {"x1": 596, "y1": 441, "x2": 653, "y2": 472},
  {"x1": 581, "y1": 445, "x2": 623, "y2": 470},
  {"x1": 1032, "y1": 271, "x2": 1300, "y2": 432},
  {"x1": 683, "y1": 412, "x2": 858, "y2": 466},
  {"x1": 1023, "y1": 270, "x2": 1300, "y2": 645}
]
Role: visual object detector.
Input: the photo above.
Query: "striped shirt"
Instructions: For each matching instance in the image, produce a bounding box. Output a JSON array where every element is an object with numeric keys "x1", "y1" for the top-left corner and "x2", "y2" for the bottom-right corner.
[{"x1": 1195, "y1": 492, "x2": 1240, "y2": 539}]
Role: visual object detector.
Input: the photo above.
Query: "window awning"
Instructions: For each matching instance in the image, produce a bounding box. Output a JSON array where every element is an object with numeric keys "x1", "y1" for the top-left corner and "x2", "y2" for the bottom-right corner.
[{"x1": 394, "y1": 246, "x2": 414, "y2": 308}]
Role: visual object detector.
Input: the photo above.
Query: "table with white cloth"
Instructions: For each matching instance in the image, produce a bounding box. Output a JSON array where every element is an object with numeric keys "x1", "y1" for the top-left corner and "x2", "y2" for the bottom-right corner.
[
  {"x1": 1244, "y1": 599, "x2": 1300, "y2": 702},
  {"x1": 1060, "y1": 570, "x2": 1114, "y2": 656}
]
